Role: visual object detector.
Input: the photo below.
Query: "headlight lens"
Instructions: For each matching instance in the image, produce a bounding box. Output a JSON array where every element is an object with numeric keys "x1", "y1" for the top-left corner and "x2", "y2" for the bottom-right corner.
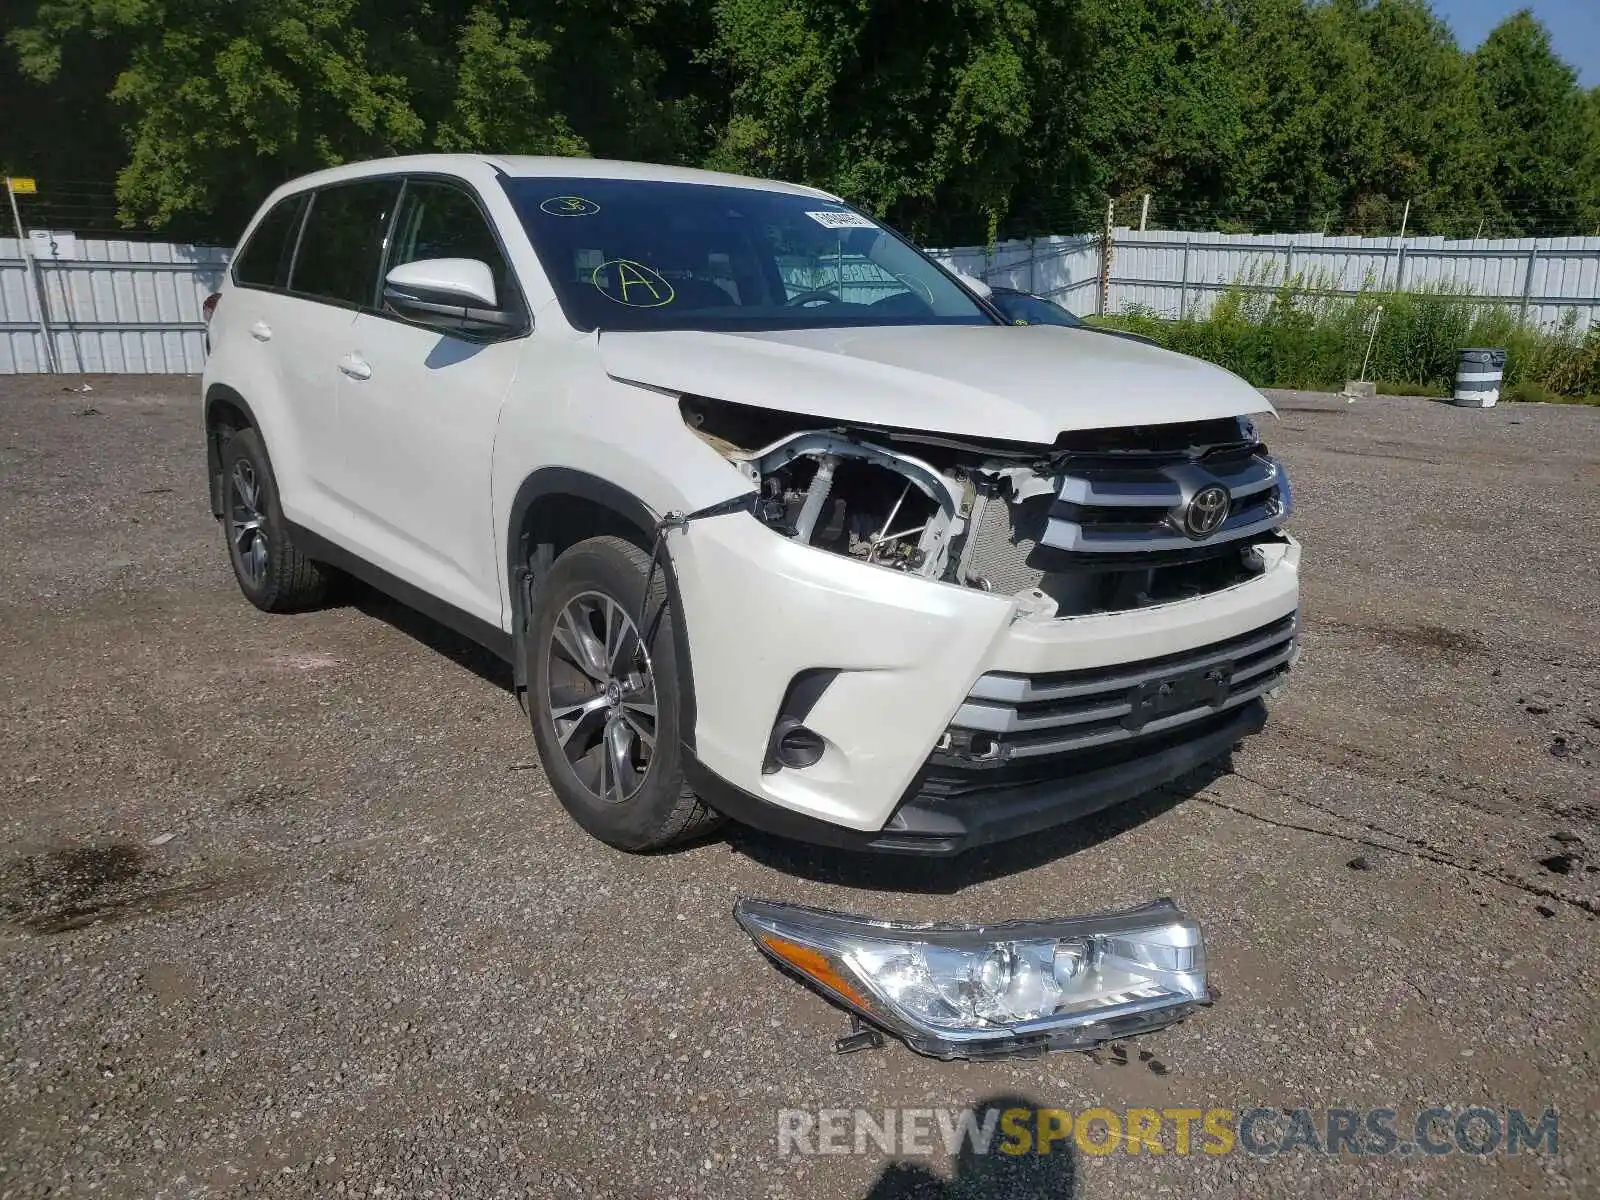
[{"x1": 735, "y1": 898, "x2": 1208, "y2": 1059}]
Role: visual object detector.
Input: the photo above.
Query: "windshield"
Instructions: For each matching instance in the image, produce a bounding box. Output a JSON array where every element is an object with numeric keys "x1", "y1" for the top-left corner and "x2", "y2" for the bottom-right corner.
[
  {"x1": 988, "y1": 290, "x2": 1085, "y2": 328},
  {"x1": 503, "y1": 177, "x2": 996, "y2": 333}
]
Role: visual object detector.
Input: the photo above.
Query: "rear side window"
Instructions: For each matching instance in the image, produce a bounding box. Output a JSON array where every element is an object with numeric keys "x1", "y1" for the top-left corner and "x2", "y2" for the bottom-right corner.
[
  {"x1": 289, "y1": 179, "x2": 402, "y2": 308},
  {"x1": 232, "y1": 195, "x2": 306, "y2": 289}
]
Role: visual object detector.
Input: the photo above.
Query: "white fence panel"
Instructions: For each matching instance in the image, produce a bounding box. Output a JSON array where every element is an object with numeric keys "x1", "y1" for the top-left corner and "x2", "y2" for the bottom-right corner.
[
  {"x1": 928, "y1": 234, "x2": 1100, "y2": 310},
  {"x1": 1, "y1": 237, "x2": 229, "y2": 374},
  {"x1": 939, "y1": 229, "x2": 1600, "y2": 332},
  {"x1": 4, "y1": 225, "x2": 1598, "y2": 373}
]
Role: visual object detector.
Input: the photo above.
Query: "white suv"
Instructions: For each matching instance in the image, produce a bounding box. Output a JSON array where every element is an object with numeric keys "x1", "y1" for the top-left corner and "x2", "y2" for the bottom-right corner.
[{"x1": 203, "y1": 154, "x2": 1299, "y2": 855}]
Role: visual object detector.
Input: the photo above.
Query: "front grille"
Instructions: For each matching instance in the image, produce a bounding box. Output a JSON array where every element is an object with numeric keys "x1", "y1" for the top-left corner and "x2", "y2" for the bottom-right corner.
[
  {"x1": 957, "y1": 445, "x2": 1291, "y2": 599},
  {"x1": 1042, "y1": 454, "x2": 1288, "y2": 554},
  {"x1": 941, "y1": 614, "x2": 1297, "y2": 762},
  {"x1": 911, "y1": 707, "x2": 1255, "y2": 804}
]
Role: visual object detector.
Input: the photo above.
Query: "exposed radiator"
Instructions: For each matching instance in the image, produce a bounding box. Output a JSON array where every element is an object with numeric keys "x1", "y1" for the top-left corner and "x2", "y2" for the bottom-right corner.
[{"x1": 964, "y1": 494, "x2": 1051, "y2": 595}]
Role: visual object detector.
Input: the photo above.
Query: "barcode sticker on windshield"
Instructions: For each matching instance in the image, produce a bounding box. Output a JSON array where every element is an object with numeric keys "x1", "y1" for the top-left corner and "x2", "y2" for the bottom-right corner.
[{"x1": 805, "y1": 210, "x2": 877, "y2": 229}]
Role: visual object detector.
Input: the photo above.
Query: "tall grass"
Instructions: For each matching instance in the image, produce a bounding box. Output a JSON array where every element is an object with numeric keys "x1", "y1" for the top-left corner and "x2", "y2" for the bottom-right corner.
[{"x1": 1097, "y1": 274, "x2": 1600, "y2": 403}]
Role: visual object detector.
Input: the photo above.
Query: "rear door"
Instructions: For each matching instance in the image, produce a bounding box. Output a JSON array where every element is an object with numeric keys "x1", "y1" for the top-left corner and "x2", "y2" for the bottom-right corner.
[
  {"x1": 335, "y1": 175, "x2": 527, "y2": 628},
  {"x1": 273, "y1": 177, "x2": 402, "y2": 536},
  {"x1": 212, "y1": 192, "x2": 313, "y2": 501}
]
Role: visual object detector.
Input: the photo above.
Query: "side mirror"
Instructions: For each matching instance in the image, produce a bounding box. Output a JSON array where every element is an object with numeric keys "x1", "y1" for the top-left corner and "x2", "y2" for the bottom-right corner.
[{"x1": 383, "y1": 258, "x2": 521, "y2": 335}]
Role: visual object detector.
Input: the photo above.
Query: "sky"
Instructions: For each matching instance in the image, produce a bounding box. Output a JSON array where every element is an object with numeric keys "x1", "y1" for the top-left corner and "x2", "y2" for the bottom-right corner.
[{"x1": 1433, "y1": 0, "x2": 1599, "y2": 86}]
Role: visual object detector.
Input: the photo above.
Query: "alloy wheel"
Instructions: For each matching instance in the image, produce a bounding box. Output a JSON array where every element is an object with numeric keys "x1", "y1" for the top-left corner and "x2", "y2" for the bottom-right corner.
[
  {"x1": 229, "y1": 459, "x2": 269, "y2": 587},
  {"x1": 545, "y1": 591, "x2": 658, "y2": 804}
]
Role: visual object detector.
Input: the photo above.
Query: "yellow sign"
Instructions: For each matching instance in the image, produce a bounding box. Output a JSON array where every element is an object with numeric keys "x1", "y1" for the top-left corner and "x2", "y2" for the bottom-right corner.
[{"x1": 7, "y1": 177, "x2": 38, "y2": 194}]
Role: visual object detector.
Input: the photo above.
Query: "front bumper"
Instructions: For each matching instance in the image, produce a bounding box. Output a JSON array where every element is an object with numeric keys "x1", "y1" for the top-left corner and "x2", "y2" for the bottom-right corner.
[
  {"x1": 688, "y1": 701, "x2": 1264, "y2": 855},
  {"x1": 668, "y1": 513, "x2": 1299, "y2": 850}
]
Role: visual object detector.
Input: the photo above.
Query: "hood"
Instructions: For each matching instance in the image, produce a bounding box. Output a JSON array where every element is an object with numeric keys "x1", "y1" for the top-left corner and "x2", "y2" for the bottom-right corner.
[{"x1": 598, "y1": 323, "x2": 1272, "y2": 444}]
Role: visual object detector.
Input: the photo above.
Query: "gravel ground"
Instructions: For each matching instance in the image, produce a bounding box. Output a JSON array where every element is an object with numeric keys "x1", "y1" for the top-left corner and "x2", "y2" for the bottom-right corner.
[{"x1": 1, "y1": 376, "x2": 1596, "y2": 1199}]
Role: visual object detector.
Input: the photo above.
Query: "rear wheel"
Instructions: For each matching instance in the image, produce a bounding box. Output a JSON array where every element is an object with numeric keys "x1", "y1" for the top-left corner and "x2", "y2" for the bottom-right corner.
[
  {"x1": 219, "y1": 427, "x2": 329, "y2": 612},
  {"x1": 526, "y1": 536, "x2": 721, "y2": 851}
]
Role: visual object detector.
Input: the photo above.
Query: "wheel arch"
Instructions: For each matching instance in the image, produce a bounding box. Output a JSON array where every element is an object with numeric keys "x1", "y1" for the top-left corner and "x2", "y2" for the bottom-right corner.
[
  {"x1": 204, "y1": 384, "x2": 266, "y2": 519},
  {"x1": 505, "y1": 468, "x2": 698, "y2": 749}
]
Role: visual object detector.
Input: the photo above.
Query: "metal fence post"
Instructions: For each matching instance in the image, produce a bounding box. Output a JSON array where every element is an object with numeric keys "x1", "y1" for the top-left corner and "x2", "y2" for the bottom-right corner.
[
  {"x1": 1396, "y1": 245, "x2": 1407, "y2": 291},
  {"x1": 1178, "y1": 239, "x2": 1191, "y2": 320},
  {"x1": 1097, "y1": 199, "x2": 1114, "y2": 316},
  {"x1": 1027, "y1": 236, "x2": 1037, "y2": 295},
  {"x1": 1284, "y1": 243, "x2": 1294, "y2": 285},
  {"x1": 1520, "y1": 242, "x2": 1539, "y2": 316},
  {"x1": 6, "y1": 180, "x2": 58, "y2": 373}
]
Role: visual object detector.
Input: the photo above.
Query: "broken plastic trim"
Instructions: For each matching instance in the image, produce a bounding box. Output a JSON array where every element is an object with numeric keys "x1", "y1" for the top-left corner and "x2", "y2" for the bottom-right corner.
[{"x1": 734, "y1": 897, "x2": 1209, "y2": 1060}]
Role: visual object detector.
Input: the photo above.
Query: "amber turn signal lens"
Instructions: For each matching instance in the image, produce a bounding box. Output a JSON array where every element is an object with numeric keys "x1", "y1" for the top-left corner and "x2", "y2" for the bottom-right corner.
[{"x1": 758, "y1": 933, "x2": 870, "y2": 1009}]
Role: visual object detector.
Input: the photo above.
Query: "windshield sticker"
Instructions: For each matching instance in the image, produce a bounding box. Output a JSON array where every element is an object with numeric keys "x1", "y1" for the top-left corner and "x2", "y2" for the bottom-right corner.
[
  {"x1": 540, "y1": 195, "x2": 601, "y2": 217},
  {"x1": 805, "y1": 210, "x2": 877, "y2": 230},
  {"x1": 591, "y1": 259, "x2": 675, "y2": 307}
]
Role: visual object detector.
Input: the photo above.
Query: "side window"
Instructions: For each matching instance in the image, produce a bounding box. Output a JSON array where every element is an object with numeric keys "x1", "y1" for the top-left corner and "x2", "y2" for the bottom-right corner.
[
  {"x1": 289, "y1": 179, "x2": 401, "y2": 308},
  {"x1": 232, "y1": 194, "x2": 306, "y2": 289},
  {"x1": 387, "y1": 179, "x2": 515, "y2": 310}
]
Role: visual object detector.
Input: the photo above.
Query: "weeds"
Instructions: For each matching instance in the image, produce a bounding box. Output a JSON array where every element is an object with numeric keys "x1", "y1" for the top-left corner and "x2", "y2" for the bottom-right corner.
[{"x1": 1096, "y1": 276, "x2": 1600, "y2": 404}]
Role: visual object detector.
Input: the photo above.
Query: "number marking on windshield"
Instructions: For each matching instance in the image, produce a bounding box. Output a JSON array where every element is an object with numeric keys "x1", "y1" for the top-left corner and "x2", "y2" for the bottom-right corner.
[
  {"x1": 540, "y1": 196, "x2": 601, "y2": 217},
  {"x1": 591, "y1": 259, "x2": 676, "y2": 307}
]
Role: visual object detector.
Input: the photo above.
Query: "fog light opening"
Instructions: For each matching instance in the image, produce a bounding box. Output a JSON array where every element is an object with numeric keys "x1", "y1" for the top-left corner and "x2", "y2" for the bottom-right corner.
[{"x1": 775, "y1": 722, "x2": 826, "y2": 770}]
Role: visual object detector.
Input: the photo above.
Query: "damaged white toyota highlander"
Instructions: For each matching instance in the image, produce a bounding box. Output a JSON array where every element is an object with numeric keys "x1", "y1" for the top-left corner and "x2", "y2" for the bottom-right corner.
[{"x1": 204, "y1": 154, "x2": 1300, "y2": 862}]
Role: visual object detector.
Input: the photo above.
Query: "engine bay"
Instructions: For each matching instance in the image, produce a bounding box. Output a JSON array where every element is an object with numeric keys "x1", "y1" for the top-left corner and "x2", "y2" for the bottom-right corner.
[{"x1": 681, "y1": 395, "x2": 1290, "y2": 617}]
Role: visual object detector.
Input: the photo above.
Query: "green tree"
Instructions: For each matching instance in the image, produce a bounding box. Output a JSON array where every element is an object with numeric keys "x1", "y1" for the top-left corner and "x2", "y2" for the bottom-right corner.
[
  {"x1": 7, "y1": 0, "x2": 711, "y2": 237},
  {"x1": 5, "y1": 0, "x2": 1598, "y2": 243},
  {"x1": 1473, "y1": 10, "x2": 1600, "y2": 235},
  {"x1": 1304, "y1": 0, "x2": 1500, "y2": 236},
  {"x1": 1025, "y1": 0, "x2": 1250, "y2": 233},
  {"x1": 705, "y1": 0, "x2": 1038, "y2": 243},
  {"x1": 10, "y1": 0, "x2": 439, "y2": 234}
]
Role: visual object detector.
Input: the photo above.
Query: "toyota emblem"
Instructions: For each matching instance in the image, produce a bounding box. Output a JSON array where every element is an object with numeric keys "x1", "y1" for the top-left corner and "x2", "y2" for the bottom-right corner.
[{"x1": 1184, "y1": 485, "x2": 1231, "y2": 538}]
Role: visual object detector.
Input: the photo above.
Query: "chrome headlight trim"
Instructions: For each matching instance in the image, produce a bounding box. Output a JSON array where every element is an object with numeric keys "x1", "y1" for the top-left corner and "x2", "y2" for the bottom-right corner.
[{"x1": 734, "y1": 897, "x2": 1210, "y2": 1060}]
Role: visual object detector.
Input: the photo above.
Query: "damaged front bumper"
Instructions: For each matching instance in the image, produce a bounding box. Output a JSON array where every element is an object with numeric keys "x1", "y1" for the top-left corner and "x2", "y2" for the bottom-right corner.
[
  {"x1": 669, "y1": 509, "x2": 1300, "y2": 854},
  {"x1": 735, "y1": 897, "x2": 1210, "y2": 1060}
]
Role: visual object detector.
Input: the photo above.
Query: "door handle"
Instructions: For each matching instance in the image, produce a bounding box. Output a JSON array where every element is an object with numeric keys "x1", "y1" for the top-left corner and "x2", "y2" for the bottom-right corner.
[
  {"x1": 249, "y1": 321, "x2": 272, "y2": 342},
  {"x1": 338, "y1": 353, "x2": 373, "y2": 381}
]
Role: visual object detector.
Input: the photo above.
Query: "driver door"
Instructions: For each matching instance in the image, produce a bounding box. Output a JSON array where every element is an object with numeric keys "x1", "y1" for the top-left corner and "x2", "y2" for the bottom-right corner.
[{"x1": 337, "y1": 176, "x2": 528, "y2": 629}]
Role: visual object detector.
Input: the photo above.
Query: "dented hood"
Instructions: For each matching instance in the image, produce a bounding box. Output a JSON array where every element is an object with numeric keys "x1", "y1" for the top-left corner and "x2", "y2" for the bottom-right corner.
[{"x1": 598, "y1": 323, "x2": 1272, "y2": 444}]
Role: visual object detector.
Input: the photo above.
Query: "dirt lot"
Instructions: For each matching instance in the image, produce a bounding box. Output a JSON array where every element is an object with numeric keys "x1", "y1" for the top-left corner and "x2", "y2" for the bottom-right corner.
[{"x1": 0, "y1": 375, "x2": 1596, "y2": 1198}]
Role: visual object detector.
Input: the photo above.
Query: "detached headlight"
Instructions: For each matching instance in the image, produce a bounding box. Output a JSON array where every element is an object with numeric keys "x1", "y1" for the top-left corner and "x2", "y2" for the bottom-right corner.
[{"x1": 734, "y1": 898, "x2": 1208, "y2": 1060}]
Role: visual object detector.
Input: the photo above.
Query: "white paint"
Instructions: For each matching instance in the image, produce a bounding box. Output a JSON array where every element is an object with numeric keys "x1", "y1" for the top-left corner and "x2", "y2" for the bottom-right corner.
[
  {"x1": 598, "y1": 323, "x2": 1275, "y2": 444},
  {"x1": 384, "y1": 257, "x2": 497, "y2": 308},
  {"x1": 28, "y1": 230, "x2": 76, "y2": 260}
]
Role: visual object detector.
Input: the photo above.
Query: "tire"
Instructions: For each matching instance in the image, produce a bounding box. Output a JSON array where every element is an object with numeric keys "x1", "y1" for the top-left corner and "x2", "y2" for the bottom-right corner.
[
  {"x1": 218, "y1": 427, "x2": 329, "y2": 612},
  {"x1": 526, "y1": 535, "x2": 721, "y2": 851}
]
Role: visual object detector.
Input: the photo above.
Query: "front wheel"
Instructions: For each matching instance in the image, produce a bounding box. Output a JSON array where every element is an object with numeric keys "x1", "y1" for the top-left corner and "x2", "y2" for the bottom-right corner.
[{"x1": 525, "y1": 536, "x2": 721, "y2": 851}]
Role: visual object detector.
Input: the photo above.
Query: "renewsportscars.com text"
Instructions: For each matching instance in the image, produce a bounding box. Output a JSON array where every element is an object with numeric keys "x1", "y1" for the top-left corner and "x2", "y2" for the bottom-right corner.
[{"x1": 776, "y1": 1105, "x2": 1559, "y2": 1158}]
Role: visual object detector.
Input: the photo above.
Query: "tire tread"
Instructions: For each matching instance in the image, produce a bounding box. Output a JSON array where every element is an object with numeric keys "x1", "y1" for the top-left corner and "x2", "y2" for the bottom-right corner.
[
  {"x1": 528, "y1": 535, "x2": 721, "y2": 851},
  {"x1": 220, "y1": 427, "x2": 329, "y2": 612}
]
